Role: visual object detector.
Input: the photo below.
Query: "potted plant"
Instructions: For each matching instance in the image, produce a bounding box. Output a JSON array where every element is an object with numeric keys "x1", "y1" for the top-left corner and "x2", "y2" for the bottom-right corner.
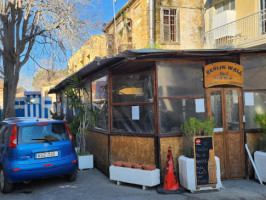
[
  {"x1": 178, "y1": 117, "x2": 223, "y2": 192},
  {"x1": 65, "y1": 76, "x2": 95, "y2": 170},
  {"x1": 181, "y1": 117, "x2": 215, "y2": 158},
  {"x1": 253, "y1": 112, "x2": 266, "y2": 182}
]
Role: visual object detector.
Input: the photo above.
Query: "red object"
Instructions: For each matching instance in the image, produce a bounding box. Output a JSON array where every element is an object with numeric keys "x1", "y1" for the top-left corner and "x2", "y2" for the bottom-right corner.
[
  {"x1": 142, "y1": 164, "x2": 156, "y2": 171},
  {"x1": 196, "y1": 139, "x2": 201, "y2": 144},
  {"x1": 64, "y1": 122, "x2": 73, "y2": 142},
  {"x1": 13, "y1": 168, "x2": 20, "y2": 171},
  {"x1": 9, "y1": 124, "x2": 18, "y2": 148},
  {"x1": 44, "y1": 164, "x2": 53, "y2": 167},
  {"x1": 37, "y1": 122, "x2": 49, "y2": 126},
  {"x1": 163, "y1": 147, "x2": 179, "y2": 191}
]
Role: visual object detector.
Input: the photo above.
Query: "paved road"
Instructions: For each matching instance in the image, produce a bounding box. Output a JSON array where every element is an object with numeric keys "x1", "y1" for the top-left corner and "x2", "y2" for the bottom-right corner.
[{"x1": 0, "y1": 169, "x2": 266, "y2": 200}]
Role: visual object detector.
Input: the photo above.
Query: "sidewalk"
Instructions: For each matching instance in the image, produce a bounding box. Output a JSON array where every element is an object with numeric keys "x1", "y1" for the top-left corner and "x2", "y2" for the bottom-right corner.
[{"x1": 0, "y1": 169, "x2": 265, "y2": 200}]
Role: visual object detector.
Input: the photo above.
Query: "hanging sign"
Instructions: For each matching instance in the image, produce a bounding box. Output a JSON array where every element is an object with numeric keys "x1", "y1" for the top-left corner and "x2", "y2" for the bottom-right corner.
[
  {"x1": 194, "y1": 136, "x2": 217, "y2": 189},
  {"x1": 204, "y1": 62, "x2": 243, "y2": 88}
]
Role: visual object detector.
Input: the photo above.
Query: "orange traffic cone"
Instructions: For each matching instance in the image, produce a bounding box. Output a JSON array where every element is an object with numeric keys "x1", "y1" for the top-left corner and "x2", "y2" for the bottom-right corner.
[{"x1": 163, "y1": 146, "x2": 179, "y2": 191}]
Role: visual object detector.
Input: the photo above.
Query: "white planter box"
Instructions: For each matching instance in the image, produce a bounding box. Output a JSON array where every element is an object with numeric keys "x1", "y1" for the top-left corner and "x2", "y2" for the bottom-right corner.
[
  {"x1": 254, "y1": 151, "x2": 266, "y2": 183},
  {"x1": 109, "y1": 165, "x2": 160, "y2": 190},
  {"x1": 78, "y1": 155, "x2": 93, "y2": 170},
  {"x1": 178, "y1": 156, "x2": 223, "y2": 192}
]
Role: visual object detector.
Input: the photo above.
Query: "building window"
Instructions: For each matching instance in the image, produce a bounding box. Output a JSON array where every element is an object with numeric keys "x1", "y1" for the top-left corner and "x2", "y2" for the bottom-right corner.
[
  {"x1": 244, "y1": 91, "x2": 266, "y2": 129},
  {"x1": 161, "y1": 7, "x2": 180, "y2": 43},
  {"x1": 215, "y1": 0, "x2": 235, "y2": 14},
  {"x1": 111, "y1": 72, "x2": 154, "y2": 134},
  {"x1": 91, "y1": 76, "x2": 108, "y2": 130},
  {"x1": 158, "y1": 62, "x2": 205, "y2": 134}
]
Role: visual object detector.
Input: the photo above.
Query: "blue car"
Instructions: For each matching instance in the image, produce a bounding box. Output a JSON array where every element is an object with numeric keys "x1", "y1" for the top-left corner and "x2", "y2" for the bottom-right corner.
[{"x1": 0, "y1": 117, "x2": 78, "y2": 193}]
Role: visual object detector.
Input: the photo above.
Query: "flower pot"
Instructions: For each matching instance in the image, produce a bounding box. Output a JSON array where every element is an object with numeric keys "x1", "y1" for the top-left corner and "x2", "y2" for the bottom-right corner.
[
  {"x1": 123, "y1": 162, "x2": 133, "y2": 168},
  {"x1": 132, "y1": 163, "x2": 143, "y2": 170},
  {"x1": 143, "y1": 164, "x2": 156, "y2": 171},
  {"x1": 254, "y1": 151, "x2": 266, "y2": 183},
  {"x1": 178, "y1": 155, "x2": 222, "y2": 192},
  {"x1": 114, "y1": 161, "x2": 124, "y2": 167},
  {"x1": 78, "y1": 154, "x2": 93, "y2": 170}
]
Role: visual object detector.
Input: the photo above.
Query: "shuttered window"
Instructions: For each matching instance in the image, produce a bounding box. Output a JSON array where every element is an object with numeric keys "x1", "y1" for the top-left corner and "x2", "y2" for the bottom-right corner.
[{"x1": 161, "y1": 7, "x2": 180, "y2": 43}]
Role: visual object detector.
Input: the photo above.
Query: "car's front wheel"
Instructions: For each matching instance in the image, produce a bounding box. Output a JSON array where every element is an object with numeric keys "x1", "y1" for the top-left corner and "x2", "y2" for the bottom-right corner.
[
  {"x1": 64, "y1": 169, "x2": 77, "y2": 182},
  {"x1": 0, "y1": 167, "x2": 13, "y2": 193}
]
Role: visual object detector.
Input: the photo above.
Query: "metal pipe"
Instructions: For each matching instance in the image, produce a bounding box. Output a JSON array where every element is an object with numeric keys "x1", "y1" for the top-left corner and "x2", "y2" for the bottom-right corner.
[{"x1": 149, "y1": 0, "x2": 155, "y2": 46}]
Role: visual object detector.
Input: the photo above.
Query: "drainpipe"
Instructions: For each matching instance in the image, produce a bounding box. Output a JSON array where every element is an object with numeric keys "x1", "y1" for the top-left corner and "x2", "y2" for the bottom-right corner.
[{"x1": 149, "y1": 0, "x2": 155, "y2": 46}]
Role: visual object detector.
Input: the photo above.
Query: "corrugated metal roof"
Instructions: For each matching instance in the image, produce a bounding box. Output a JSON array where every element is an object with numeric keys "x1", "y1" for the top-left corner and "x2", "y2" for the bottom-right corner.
[{"x1": 48, "y1": 48, "x2": 266, "y2": 94}]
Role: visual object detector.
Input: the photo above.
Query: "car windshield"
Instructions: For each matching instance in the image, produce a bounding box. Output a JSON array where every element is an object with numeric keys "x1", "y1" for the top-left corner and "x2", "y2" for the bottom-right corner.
[{"x1": 18, "y1": 123, "x2": 69, "y2": 145}]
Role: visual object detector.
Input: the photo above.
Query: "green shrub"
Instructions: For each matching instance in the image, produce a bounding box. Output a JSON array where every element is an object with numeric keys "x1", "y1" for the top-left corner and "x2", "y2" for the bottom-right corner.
[
  {"x1": 181, "y1": 117, "x2": 216, "y2": 157},
  {"x1": 253, "y1": 112, "x2": 266, "y2": 151}
]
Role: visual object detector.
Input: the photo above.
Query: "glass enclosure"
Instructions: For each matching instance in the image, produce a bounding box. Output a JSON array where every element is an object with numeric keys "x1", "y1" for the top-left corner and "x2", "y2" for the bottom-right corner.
[
  {"x1": 244, "y1": 91, "x2": 266, "y2": 129},
  {"x1": 111, "y1": 72, "x2": 154, "y2": 134}
]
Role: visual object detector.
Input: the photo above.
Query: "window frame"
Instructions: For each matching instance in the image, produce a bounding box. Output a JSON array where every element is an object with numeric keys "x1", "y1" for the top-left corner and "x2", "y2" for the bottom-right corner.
[
  {"x1": 157, "y1": 61, "x2": 206, "y2": 135},
  {"x1": 215, "y1": 0, "x2": 235, "y2": 15},
  {"x1": 110, "y1": 70, "x2": 156, "y2": 135},
  {"x1": 243, "y1": 89, "x2": 266, "y2": 131},
  {"x1": 160, "y1": 7, "x2": 180, "y2": 44}
]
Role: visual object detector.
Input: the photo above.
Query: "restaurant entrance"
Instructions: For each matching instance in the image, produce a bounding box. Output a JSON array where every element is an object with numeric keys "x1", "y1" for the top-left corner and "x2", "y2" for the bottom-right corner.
[{"x1": 206, "y1": 88, "x2": 245, "y2": 179}]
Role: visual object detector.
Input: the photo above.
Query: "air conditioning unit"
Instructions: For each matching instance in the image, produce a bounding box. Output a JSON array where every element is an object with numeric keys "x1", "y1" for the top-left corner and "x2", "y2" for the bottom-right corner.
[{"x1": 213, "y1": 10, "x2": 236, "y2": 39}]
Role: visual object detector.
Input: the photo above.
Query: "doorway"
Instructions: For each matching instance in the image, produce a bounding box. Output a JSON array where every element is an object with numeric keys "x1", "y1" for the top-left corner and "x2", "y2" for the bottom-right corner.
[{"x1": 206, "y1": 88, "x2": 245, "y2": 179}]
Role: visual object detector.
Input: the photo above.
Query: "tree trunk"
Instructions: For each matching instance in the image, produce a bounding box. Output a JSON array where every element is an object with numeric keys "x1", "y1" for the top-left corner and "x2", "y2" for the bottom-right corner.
[{"x1": 2, "y1": 54, "x2": 19, "y2": 119}]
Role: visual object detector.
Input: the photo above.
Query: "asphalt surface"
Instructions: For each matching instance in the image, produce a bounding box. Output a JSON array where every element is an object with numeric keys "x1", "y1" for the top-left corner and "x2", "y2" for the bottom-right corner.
[{"x1": 0, "y1": 169, "x2": 266, "y2": 200}]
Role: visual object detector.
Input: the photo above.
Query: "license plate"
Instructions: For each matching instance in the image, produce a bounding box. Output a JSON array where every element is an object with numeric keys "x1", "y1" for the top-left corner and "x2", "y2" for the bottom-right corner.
[{"x1": 35, "y1": 151, "x2": 59, "y2": 159}]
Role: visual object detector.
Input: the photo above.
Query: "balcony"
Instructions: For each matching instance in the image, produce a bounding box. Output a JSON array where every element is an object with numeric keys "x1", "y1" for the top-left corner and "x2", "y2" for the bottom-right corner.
[{"x1": 204, "y1": 10, "x2": 266, "y2": 49}]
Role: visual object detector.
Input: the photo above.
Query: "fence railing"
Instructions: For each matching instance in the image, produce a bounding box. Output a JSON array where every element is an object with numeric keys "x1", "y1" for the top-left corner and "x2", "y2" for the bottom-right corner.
[{"x1": 204, "y1": 10, "x2": 266, "y2": 48}]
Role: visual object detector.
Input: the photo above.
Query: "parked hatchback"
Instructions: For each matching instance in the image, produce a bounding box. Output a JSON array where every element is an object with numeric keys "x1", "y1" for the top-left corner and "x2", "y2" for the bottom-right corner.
[{"x1": 0, "y1": 117, "x2": 78, "y2": 193}]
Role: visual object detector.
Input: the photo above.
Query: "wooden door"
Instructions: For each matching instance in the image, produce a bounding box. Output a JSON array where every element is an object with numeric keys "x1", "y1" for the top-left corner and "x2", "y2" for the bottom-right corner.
[{"x1": 206, "y1": 88, "x2": 245, "y2": 179}]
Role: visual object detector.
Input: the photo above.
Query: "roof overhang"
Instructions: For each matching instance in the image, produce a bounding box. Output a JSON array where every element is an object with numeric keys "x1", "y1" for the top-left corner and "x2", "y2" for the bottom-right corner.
[{"x1": 48, "y1": 48, "x2": 266, "y2": 94}]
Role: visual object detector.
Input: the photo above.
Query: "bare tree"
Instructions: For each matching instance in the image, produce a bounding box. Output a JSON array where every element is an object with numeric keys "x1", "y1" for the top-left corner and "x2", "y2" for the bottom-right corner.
[{"x1": 0, "y1": 0, "x2": 99, "y2": 118}]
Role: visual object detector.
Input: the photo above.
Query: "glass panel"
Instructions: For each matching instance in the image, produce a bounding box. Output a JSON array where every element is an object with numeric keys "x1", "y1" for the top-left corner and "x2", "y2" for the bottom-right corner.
[
  {"x1": 211, "y1": 91, "x2": 223, "y2": 132},
  {"x1": 158, "y1": 63, "x2": 204, "y2": 97},
  {"x1": 223, "y1": 0, "x2": 230, "y2": 11},
  {"x1": 92, "y1": 76, "x2": 108, "y2": 130},
  {"x1": 92, "y1": 76, "x2": 107, "y2": 102},
  {"x1": 244, "y1": 91, "x2": 266, "y2": 129},
  {"x1": 241, "y1": 55, "x2": 266, "y2": 89},
  {"x1": 112, "y1": 73, "x2": 153, "y2": 103},
  {"x1": 112, "y1": 105, "x2": 154, "y2": 133},
  {"x1": 215, "y1": 2, "x2": 223, "y2": 14},
  {"x1": 159, "y1": 98, "x2": 205, "y2": 133},
  {"x1": 226, "y1": 90, "x2": 240, "y2": 131},
  {"x1": 18, "y1": 123, "x2": 69, "y2": 145},
  {"x1": 230, "y1": 0, "x2": 235, "y2": 10}
]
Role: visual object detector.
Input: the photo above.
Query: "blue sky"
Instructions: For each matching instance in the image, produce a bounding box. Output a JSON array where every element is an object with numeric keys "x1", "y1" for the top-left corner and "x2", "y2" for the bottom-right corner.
[{"x1": 20, "y1": 0, "x2": 129, "y2": 90}]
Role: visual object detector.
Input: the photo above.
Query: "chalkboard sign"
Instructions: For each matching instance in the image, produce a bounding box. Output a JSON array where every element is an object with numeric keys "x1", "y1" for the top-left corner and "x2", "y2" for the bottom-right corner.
[{"x1": 193, "y1": 136, "x2": 217, "y2": 188}]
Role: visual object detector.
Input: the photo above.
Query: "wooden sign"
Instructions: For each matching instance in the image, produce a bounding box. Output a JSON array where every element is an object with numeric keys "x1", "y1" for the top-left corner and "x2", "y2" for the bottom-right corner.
[
  {"x1": 204, "y1": 62, "x2": 243, "y2": 88},
  {"x1": 194, "y1": 136, "x2": 217, "y2": 189}
]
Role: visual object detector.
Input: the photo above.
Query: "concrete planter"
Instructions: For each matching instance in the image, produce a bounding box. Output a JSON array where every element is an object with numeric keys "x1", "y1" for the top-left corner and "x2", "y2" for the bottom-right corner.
[
  {"x1": 109, "y1": 165, "x2": 160, "y2": 190},
  {"x1": 178, "y1": 155, "x2": 223, "y2": 192},
  {"x1": 254, "y1": 151, "x2": 266, "y2": 182},
  {"x1": 78, "y1": 155, "x2": 93, "y2": 170}
]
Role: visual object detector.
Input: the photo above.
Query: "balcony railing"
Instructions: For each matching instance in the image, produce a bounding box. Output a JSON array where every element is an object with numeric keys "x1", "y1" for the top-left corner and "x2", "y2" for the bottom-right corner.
[{"x1": 204, "y1": 9, "x2": 266, "y2": 48}]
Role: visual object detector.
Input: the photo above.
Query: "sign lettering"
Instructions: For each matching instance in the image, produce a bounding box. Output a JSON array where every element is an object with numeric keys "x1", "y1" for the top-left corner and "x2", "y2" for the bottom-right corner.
[{"x1": 204, "y1": 62, "x2": 243, "y2": 88}]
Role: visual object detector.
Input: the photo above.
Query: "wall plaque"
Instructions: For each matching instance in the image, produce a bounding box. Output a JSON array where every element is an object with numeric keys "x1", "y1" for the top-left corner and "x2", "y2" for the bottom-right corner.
[{"x1": 204, "y1": 62, "x2": 243, "y2": 88}]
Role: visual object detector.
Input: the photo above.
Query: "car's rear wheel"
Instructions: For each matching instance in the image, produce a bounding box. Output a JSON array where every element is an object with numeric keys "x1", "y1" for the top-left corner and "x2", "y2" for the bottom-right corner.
[
  {"x1": 64, "y1": 169, "x2": 77, "y2": 182},
  {"x1": 0, "y1": 167, "x2": 13, "y2": 193}
]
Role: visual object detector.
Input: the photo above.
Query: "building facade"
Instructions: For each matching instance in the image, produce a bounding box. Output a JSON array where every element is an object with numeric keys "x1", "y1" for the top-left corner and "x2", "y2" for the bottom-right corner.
[
  {"x1": 103, "y1": 0, "x2": 204, "y2": 55},
  {"x1": 204, "y1": 0, "x2": 266, "y2": 49},
  {"x1": 67, "y1": 34, "x2": 107, "y2": 74},
  {"x1": 50, "y1": 49, "x2": 266, "y2": 180}
]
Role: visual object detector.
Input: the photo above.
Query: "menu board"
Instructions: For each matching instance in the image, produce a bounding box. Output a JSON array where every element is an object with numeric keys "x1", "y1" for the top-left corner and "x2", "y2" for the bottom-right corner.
[{"x1": 194, "y1": 136, "x2": 217, "y2": 188}]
